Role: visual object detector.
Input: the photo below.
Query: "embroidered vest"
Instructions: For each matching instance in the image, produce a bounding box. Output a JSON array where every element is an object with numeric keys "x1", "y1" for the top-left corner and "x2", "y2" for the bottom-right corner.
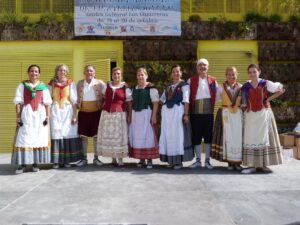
[
  {"x1": 132, "y1": 85, "x2": 153, "y2": 112},
  {"x1": 24, "y1": 87, "x2": 44, "y2": 111},
  {"x1": 102, "y1": 84, "x2": 126, "y2": 112},
  {"x1": 221, "y1": 82, "x2": 242, "y2": 113},
  {"x1": 49, "y1": 79, "x2": 72, "y2": 109},
  {"x1": 77, "y1": 79, "x2": 103, "y2": 111},
  {"x1": 164, "y1": 81, "x2": 187, "y2": 109},
  {"x1": 190, "y1": 75, "x2": 216, "y2": 112},
  {"x1": 242, "y1": 79, "x2": 270, "y2": 112}
]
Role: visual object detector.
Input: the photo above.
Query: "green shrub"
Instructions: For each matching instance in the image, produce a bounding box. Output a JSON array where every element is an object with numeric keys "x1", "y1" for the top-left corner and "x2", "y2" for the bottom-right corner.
[
  {"x1": 224, "y1": 21, "x2": 238, "y2": 36},
  {"x1": 39, "y1": 13, "x2": 59, "y2": 26},
  {"x1": 245, "y1": 12, "x2": 268, "y2": 23},
  {"x1": 188, "y1": 14, "x2": 201, "y2": 22},
  {"x1": 0, "y1": 13, "x2": 27, "y2": 27},
  {"x1": 268, "y1": 14, "x2": 282, "y2": 22},
  {"x1": 208, "y1": 16, "x2": 218, "y2": 23},
  {"x1": 289, "y1": 15, "x2": 300, "y2": 22}
]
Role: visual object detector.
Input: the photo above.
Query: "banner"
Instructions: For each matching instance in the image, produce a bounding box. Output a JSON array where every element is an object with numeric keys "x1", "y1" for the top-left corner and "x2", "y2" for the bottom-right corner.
[{"x1": 74, "y1": 0, "x2": 181, "y2": 36}]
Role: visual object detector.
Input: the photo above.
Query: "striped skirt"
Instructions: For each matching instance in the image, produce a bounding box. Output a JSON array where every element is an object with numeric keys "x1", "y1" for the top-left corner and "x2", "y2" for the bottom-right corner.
[{"x1": 243, "y1": 108, "x2": 282, "y2": 167}]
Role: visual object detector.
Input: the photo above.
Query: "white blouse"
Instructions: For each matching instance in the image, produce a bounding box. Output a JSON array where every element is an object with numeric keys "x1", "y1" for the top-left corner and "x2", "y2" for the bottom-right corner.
[
  {"x1": 14, "y1": 82, "x2": 52, "y2": 106},
  {"x1": 102, "y1": 81, "x2": 132, "y2": 102},
  {"x1": 187, "y1": 77, "x2": 220, "y2": 102},
  {"x1": 135, "y1": 85, "x2": 159, "y2": 102},
  {"x1": 81, "y1": 78, "x2": 105, "y2": 101},
  {"x1": 48, "y1": 82, "x2": 77, "y2": 105},
  {"x1": 266, "y1": 80, "x2": 283, "y2": 93},
  {"x1": 160, "y1": 83, "x2": 190, "y2": 103}
]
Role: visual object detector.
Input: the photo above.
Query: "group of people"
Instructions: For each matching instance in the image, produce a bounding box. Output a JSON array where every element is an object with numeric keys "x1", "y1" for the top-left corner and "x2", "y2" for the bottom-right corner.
[{"x1": 11, "y1": 58, "x2": 285, "y2": 175}]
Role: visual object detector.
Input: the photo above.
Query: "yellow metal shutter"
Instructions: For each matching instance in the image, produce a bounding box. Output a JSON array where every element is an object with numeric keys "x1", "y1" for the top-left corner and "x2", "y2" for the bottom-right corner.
[
  {"x1": 192, "y1": 0, "x2": 224, "y2": 13},
  {"x1": 84, "y1": 50, "x2": 118, "y2": 63},
  {"x1": 52, "y1": 0, "x2": 74, "y2": 13},
  {"x1": 85, "y1": 59, "x2": 111, "y2": 83},
  {"x1": 20, "y1": 50, "x2": 74, "y2": 83},
  {"x1": 22, "y1": 0, "x2": 50, "y2": 13},
  {"x1": 0, "y1": 50, "x2": 73, "y2": 153},
  {"x1": 197, "y1": 50, "x2": 254, "y2": 113},
  {"x1": 226, "y1": 0, "x2": 240, "y2": 13},
  {"x1": 0, "y1": 63, "x2": 22, "y2": 153},
  {"x1": 0, "y1": 0, "x2": 16, "y2": 12}
]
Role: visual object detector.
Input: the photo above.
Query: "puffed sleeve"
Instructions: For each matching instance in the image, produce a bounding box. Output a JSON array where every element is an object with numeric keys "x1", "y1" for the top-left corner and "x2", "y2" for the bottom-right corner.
[
  {"x1": 43, "y1": 88, "x2": 53, "y2": 106},
  {"x1": 125, "y1": 87, "x2": 132, "y2": 102},
  {"x1": 150, "y1": 88, "x2": 159, "y2": 102},
  {"x1": 182, "y1": 84, "x2": 190, "y2": 103},
  {"x1": 160, "y1": 90, "x2": 166, "y2": 103},
  {"x1": 14, "y1": 83, "x2": 24, "y2": 105},
  {"x1": 266, "y1": 80, "x2": 283, "y2": 93},
  {"x1": 69, "y1": 82, "x2": 78, "y2": 105}
]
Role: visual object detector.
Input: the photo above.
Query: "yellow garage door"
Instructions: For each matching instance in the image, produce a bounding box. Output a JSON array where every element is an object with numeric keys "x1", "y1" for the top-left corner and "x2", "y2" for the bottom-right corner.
[
  {"x1": 0, "y1": 63, "x2": 22, "y2": 153},
  {"x1": 85, "y1": 59, "x2": 111, "y2": 82},
  {"x1": 0, "y1": 40, "x2": 123, "y2": 153},
  {"x1": 0, "y1": 51, "x2": 73, "y2": 153},
  {"x1": 198, "y1": 40, "x2": 258, "y2": 113},
  {"x1": 0, "y1": 58, "x2": 111, "y2": 153}
]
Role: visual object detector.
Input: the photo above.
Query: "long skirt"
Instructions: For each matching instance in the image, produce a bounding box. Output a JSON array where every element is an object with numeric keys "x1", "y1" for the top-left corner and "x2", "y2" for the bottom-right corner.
[
  {"x1": 129, "y1": 108, "x2": 159, "y2": 159},
  {"x1": 243, "y1": 108, "x2": 282, "y2": 167},
  {"x1": 12, "y1": 104, "x2": 50, "y2": 165},
  {"x1": 212, "y1": 108, "x2": 243, "y2": 163},
  {"x1": 159, "y1": 104, "x2": 194, "y2": 165},
  {"x1": 50, "y1": 102, "x2": 82, "y2": 164},
  {"x1": 97, "y1": 111, "x2": 128, "y2": 158}
]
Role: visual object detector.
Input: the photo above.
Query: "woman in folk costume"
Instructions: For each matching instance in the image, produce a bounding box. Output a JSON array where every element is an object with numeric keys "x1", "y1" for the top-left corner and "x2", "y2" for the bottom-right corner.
[
  {"x1": 241, "y1": 64, "x2": 285, "y2": 174},
  {"x1": 129, "y1": 67, "x2": 159, "y2": 169},
  {"x1": 211, "y1": 66, "x2": 243, "y2": 171},
  {"x1": 48, "y1": 64, "x2": 82, "y2": 168},
  {"x1": 159, "y1": 64, "x2": 194, "y2": 170},
  {"x1": 12, "y1": 64, "x2": 52, "y2": 174},
  {"x1": 97, "y1": 67, "x2": 132, "y2": 167}
]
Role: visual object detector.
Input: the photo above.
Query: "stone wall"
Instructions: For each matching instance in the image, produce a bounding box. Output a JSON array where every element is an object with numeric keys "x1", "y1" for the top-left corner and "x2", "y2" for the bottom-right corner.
[{"x1": 257, "y1": 23, "x2": 299, "y2": 132}]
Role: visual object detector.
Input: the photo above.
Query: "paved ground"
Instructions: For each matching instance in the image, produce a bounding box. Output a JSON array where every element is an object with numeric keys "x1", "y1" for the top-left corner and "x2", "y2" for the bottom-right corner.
[{"x1": 0, "y1": 153, "x2": 300, "y2": 225}]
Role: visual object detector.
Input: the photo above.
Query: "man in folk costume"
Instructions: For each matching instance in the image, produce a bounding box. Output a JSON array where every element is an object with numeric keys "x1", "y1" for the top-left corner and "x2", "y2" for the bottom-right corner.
[
  {"x1": 76, "y1": 65, "x2": 105, "y2": 166},
  {"x1": 188, "y1": 58, "x2": 220, "y2": 169}
]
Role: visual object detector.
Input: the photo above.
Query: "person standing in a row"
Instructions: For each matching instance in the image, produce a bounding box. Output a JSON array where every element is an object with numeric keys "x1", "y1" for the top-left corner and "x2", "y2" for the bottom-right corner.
[
  {"x1": 97, "y1": 67, "x2": 132, "y2": 167},
  {"x1": 159, "y1": 64, "x2": 194, "y2": 169},
  {"x1": 189, "y1": 58, "x2": 219, "y2": 169},
  {"x1": 76, "y1": 65, "x2": 105, "y2": 166},
  {"x1": 211, "y1": 66, "x2": 243, "y2": 170},
  {"x1": 241, "y1": 64, "x2": 285, "y2": 174},
  {"x1": 129, "y1": 67, "x2": 159, "y2": 169},
  {"x1": 12, "y1": 64, "x2": 52, "y2": 174},
  {"x1": 48, "y1": 64, "x2": 82, "y2": 168}
]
